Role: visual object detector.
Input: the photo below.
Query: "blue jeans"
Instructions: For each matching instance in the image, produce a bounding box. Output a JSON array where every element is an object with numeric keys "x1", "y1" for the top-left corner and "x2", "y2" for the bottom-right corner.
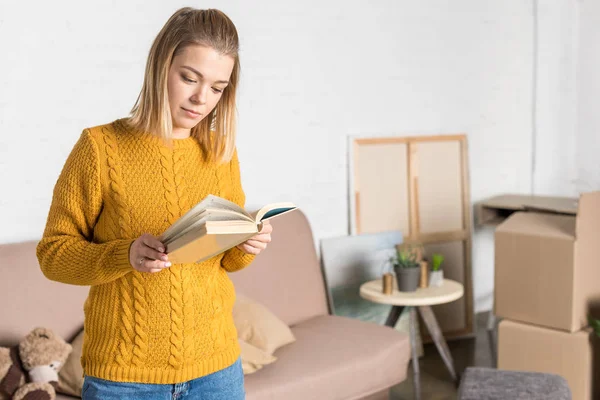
[{"x1": 82, "y1": 358, "x2": 245, "y2": 400}]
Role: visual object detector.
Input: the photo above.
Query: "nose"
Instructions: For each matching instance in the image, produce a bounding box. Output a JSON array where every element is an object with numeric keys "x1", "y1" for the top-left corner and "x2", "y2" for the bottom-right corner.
[{"x1": 190, "y1": 85, "x2": 208, "y2": 105}]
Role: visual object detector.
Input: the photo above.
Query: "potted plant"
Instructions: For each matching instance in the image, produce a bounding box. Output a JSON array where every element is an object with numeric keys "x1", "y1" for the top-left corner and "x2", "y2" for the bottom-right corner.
[
  {"x1": 390, "y1": 243, "x2": 422, "y2": 292},
  {"x1": 429, "y1": 253, "x2": 444, "y2": 287}
]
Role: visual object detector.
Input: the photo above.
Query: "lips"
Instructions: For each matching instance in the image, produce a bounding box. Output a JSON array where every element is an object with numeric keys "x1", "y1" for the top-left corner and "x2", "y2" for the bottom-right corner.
[{"x1": 182, "y1": 107, "x2": 201, "y2": 116}]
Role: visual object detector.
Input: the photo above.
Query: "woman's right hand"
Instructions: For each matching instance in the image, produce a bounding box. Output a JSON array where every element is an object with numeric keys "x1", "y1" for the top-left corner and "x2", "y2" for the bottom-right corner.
[{"x1": 129, "y1": 233, "x2": 171, "y2": 273}]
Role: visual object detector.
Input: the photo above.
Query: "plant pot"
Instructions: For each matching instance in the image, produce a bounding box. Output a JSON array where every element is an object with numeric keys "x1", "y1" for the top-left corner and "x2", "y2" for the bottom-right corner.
[
  {"x1": 429, "y1": 270, "x2": 444, "y2": 287},
  {"x1": 393, "y1": 266, "x2": 420, "y2": 292}
]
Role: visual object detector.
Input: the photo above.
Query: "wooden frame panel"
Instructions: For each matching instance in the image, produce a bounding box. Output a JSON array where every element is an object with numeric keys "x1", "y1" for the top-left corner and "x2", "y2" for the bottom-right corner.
[{"x1": 353, "y1": 142, "x2": 410, "y2": 235}]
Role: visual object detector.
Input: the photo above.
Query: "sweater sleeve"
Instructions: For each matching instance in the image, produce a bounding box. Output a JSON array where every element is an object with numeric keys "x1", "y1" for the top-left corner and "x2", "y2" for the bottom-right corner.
[
  {"x1": 220, "y1": 149, "x2": 256, "y2": 273},
  {"x1": 36, "y1": 130, "x2": 134, "y2": 286}
]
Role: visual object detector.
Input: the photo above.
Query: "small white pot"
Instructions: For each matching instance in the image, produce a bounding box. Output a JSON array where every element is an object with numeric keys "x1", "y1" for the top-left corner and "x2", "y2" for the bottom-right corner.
[{"x1": 429, "y1": 270, "x2": 444, "y2": 287}]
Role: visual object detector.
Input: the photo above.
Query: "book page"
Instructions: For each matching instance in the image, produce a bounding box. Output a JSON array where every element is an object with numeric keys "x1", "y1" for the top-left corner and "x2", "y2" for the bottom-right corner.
[
  {"x1": 161, "y1": 195, "x2": 218, "y2": 241},
  {"x1": 205, "y1": 220, "x2": 259, "y2": 234},
  {"x1": 207, "y1": 196, "x2": 251, "y2": 215},
  {"x1": 162, "y1": 210, "x2": 209, "y2": 243},
  {"x1": 163, "y1": 209, "x2": 254, "y2": 246},
  {"x1": 161, "y1": 195, "x2": 250, "y2": 242}
]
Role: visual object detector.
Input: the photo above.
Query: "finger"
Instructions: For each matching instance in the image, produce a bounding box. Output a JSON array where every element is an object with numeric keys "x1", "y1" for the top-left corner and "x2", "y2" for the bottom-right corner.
[
  {"x1": 245, "y1": 240, "x2": 267, "y2": 250},
  {"x1": 147, "y1": 268, "x2": 163, "y2": 273},
  {"x1": 239, "y1": 243, "x2": 261, "y2": 255},
  {"x1": 259, "y1": 222, "x2": 273, "y2": 233},
  {"x1": 142, "y1": 234, "x2": 166, "y2": 253},
  {"x1": 251, "y1": 233, "x2": 271, "y2": 243},
  {"x1": 248, "y1": 233, "x2": 271, "y2": 243},
  {"x1": 136, "y1": 257, "x2": 170, "y2": 271},
  {"x1": 140, "y1": 246, "x2": 169, "y2": 262},
  {"x1": 146, "y1": 259, "x2": 170, "y2": 270}
]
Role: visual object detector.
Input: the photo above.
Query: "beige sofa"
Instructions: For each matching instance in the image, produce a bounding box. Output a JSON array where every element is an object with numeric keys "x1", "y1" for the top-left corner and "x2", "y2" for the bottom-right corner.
[{"x1": 0, "y1": 210, "x2": 410, "y2": 400}]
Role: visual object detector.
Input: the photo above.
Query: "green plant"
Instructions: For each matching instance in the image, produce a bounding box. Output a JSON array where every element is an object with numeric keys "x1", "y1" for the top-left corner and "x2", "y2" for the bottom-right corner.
[
  {"x1": 431, "y1": 254, "x2": 444, "y2": 271},
  {"x1": 390, "y1": 243, "x2": 421, "y2": 269},
  {"x1": 589, "y1": 315, "x2": 600, "y2": 338}
]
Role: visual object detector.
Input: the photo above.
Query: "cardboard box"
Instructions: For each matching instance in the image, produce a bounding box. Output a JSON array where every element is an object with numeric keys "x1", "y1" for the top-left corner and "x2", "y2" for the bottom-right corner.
[
  {"x1": 494, "y1": 192, "x2": 600, "y2": 332},
  {"x1": 475, "y1": 194, "x2": 579, "y2": 226},
  {"x1": 498, "y1": 319, "x2": 599, "y2": 400}
]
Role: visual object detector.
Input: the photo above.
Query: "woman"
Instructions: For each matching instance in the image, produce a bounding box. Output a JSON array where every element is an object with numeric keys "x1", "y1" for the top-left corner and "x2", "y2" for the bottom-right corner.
[{"x1": 36, "y1": 7, "x2": 269, "y2": 399}]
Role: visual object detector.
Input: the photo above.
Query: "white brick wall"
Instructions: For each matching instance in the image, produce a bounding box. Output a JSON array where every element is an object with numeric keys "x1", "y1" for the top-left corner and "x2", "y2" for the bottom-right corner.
[
  {"x1": 577, "y1": 0, "x2": 600, "y2": 193},
  {"x1": 533, "y1": 0, "x2": 578, "y2": 196},
  {"x1": 1, "y1": 0, "x2": 584, "y2": 312}
]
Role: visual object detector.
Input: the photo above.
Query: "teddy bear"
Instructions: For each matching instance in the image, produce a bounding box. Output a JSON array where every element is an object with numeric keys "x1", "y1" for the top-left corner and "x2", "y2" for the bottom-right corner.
[{"x1": 0, "y1": 327, "x2": 72, "y2": 400}]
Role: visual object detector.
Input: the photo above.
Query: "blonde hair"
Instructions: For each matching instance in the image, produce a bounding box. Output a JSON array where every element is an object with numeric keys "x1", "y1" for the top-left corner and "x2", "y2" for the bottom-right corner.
[{"x1": 128, "y1": 7, "x2": 240, "y2": 163}]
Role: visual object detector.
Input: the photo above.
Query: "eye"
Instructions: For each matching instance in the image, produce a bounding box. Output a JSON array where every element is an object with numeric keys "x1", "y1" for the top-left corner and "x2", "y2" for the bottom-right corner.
[
  {"x1": 181, "y1": 74, "x2": 196, "y2": 84},
  {"x1": 212, "y1": 87, "x2": 223, "y2": 94}
]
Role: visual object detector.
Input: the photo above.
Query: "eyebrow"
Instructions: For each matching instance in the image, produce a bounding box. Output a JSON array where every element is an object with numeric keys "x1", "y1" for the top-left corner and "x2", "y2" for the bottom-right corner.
[{"x1": 181, "y1": 66, "x2": 229, "y2": 85}]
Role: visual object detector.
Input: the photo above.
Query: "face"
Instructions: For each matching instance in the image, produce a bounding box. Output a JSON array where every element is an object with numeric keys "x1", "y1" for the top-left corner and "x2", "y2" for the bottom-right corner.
[{"x1": 167, "y1": 45, "x2": 234, "y2": 138}]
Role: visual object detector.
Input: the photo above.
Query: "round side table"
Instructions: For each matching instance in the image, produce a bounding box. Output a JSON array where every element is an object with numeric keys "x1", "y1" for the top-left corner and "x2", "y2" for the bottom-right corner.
[{"x1": 359, "y1": 278, "x2": 464, "y2": 400}]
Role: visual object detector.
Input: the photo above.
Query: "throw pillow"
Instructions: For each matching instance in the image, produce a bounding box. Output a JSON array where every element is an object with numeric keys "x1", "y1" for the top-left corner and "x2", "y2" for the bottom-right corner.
[
  {"x1": 239, "y1": 339, "x2": 277, "y2": 375},
  {"x1": 233, "y1": 294, "x2": 296, "y2": 355},
  {"x1": 57, "y1": 328, "x2": 84, "y2": 397}
]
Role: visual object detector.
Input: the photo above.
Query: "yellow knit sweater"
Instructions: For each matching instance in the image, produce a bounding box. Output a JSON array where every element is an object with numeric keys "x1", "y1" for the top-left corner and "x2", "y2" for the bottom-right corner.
[{"x1": 36, "y1": 119, "x2": 255, "y2": 384}]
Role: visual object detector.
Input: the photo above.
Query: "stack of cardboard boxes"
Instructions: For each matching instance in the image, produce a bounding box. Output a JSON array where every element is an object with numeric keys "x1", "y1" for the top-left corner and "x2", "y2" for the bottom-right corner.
[{"x1": 480, "y1": 192, "x2": 600, "y2": 400}]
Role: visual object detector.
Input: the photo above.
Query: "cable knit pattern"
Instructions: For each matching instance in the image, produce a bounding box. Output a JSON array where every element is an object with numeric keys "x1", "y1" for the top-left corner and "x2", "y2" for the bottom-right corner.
[
  {"x1": 131, "y1": 280, "x2": 149, "y2": 368},
  {"x1": 115, "y1": 279, "x2": 135, "y2": 368},
  {"x1": 36, "y1": 119, "x2": 254, "y2": 384},
  {"x1": 158, "y1": 144, "x2": 186, "y2": 370},
  {"x1": 110, "y1": 120, "x2": 150, "y2": 369},
  {"x1": 159, "y1": 146, "x2": 180, "y2": 225},
  {"x1": 101, "y1": 127, "x2": 141, "y2": 369},
  {"x1": 173, "y1": 149, "x2": 196, "y2": 367},
  {"x1": 169, "y1": 265, "x2": 185, "y2": 369},
  {"x1": 173, "y1": 149, "x2": 190, "y2": 217},
  {"x1": 181, "y1": 264, "x2": 196, "y2": 366}
]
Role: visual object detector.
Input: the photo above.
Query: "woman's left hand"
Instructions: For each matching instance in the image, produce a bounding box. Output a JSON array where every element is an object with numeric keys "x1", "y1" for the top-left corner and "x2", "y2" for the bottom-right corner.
[{"x1": 236, "y1": 221, "x2": 272, "y2": 255}]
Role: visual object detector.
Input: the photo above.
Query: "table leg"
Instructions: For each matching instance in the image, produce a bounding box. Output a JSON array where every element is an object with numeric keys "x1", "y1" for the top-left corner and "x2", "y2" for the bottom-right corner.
[
  {"x1": 418, "y1": 305, "x2": 457, "y2": 382},
  {"x1": 487, "y1": 307, "x2": 498, "y2": 368},
  {"x1": 409, "y1": 306, "x2": 421, "y2": 400},
  {"x1": 384, "y1": 305, "x2": 404, "y2": 327}
]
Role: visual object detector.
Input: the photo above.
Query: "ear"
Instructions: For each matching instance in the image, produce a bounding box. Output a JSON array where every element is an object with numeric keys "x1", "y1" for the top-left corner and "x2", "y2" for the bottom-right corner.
[{"x1": 29, "y1": 327, "x2": 54, "y2": 340}]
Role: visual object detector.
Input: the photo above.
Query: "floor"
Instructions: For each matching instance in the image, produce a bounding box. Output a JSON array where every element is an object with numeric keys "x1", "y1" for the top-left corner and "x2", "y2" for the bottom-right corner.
[{"x1": 390, "y1": 312, "x2": 496, "y2": 400}]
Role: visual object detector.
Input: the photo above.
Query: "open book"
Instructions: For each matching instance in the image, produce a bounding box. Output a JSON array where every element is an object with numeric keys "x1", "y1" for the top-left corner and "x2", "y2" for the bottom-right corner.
[{"x1": 161, "y1": 195, "x2": 297, "y2": 264}]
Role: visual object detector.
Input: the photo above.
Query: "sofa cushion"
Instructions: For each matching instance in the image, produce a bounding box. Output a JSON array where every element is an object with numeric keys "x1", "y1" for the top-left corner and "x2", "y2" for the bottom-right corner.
[{"x1": 244, "y1": 315, "x2": 410, "y2": 400}]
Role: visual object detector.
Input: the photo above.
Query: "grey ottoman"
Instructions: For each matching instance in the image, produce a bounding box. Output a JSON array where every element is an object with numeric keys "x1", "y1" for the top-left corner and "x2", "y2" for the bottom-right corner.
[{"x1": 458, "y1": 367, "x2": 571, "y2": 400}]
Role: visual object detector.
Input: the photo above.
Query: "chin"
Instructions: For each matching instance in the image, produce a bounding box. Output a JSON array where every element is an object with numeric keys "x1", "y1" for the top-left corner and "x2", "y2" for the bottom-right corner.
[{"x1": 174, "y1": 117, "x2": 200, "y2": 130}]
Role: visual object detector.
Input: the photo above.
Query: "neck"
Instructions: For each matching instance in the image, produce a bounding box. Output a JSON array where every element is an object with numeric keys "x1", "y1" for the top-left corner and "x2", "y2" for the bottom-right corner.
[{"x1": 172, "y1": 127, "x2": 191, "y2": 139}]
